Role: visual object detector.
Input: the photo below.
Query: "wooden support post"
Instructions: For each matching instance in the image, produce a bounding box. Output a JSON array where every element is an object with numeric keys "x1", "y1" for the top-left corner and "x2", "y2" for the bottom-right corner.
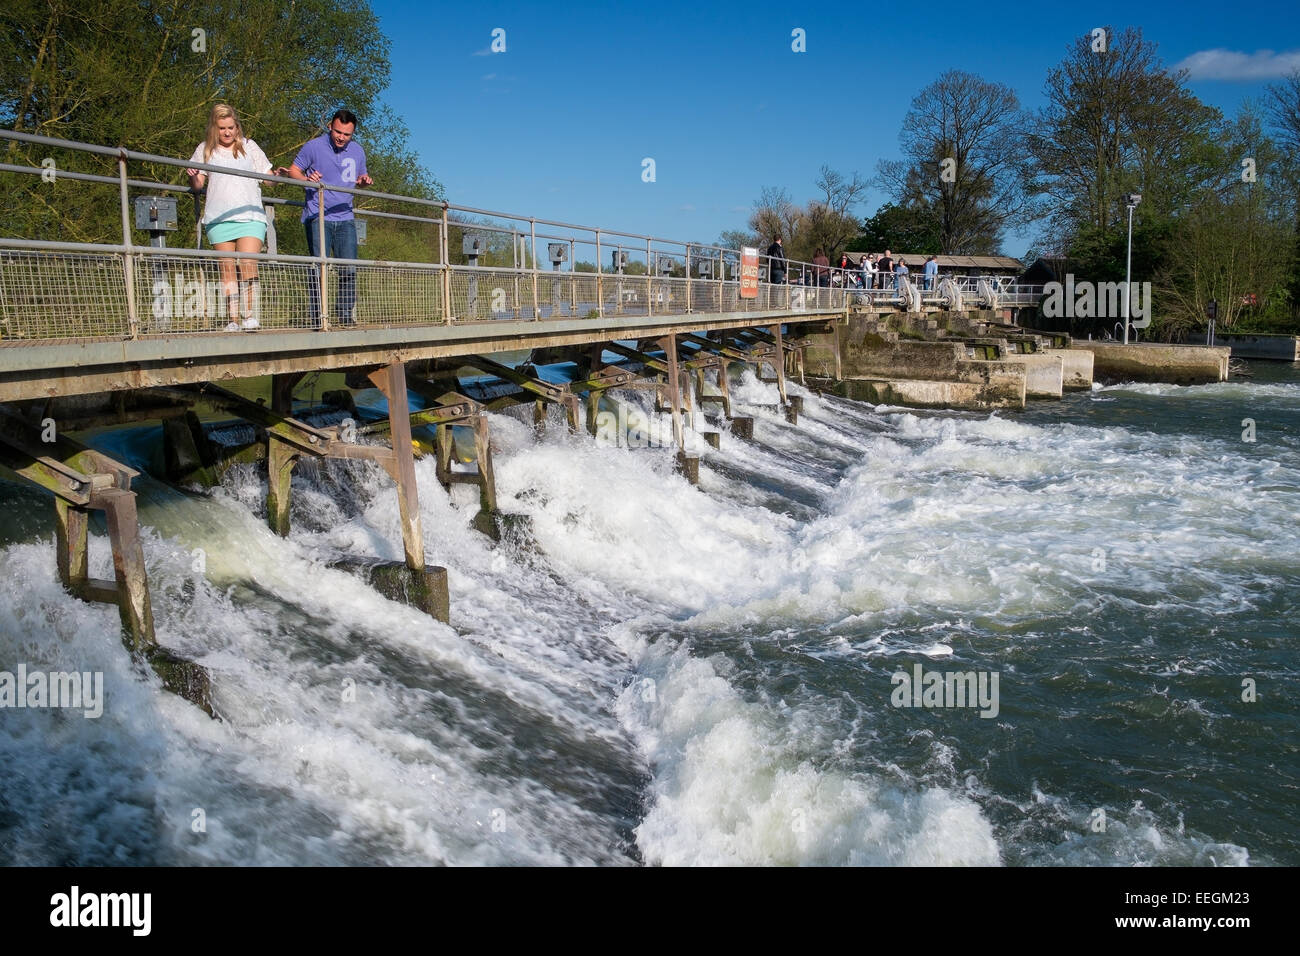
[
  {"x1": 533, "y1": 399, "x2": 547, "y2": 435},
  {"x1": 265, "y1": 436, "x2": 298, "y2": 537},
  {"x1": 703, "y1": 431, "x2": 721, "y2": 449},
  {"x1": 54, "y1": 499, "x2": 89, "y2": 591},
  {"x1": 658, "y1": 333, "x2": 684, "y2": 449},
  {"x1": 770, "y1": 324, "x2": 789, "y2": 405},
  {"x1": 716, "y1": 359, "x2": 733, "y2": 418},
  {"x1": 91, "y1": 487, "x2": 155, "y2": 655},
  {"x1": 162, "y1": 411, "x2": 217, "y2": 487},
  {"x1": 730, "y1": 417, "x2": 754, "y2": 440},
  {"x1": 434, "y1": 423, "x2": 454, "y2": 491},
  {"x1": 675, "y1": 451, "x2": 699, "y2": 484},
  {"x1": 565, "y1": 395, "x2": 581, "y2": 434},
  {"x1": 369, "y1": 361, "x2": 425, "y2": 572},
  {"x1": 271, "y1": 372, "x2": 305, "y2": 416},
  {"x1": 586, "y1": 390, "x2": 602, "y2": 437},
  {"x1": 472, "y1": 413, "x2": 498, "y2": 520}
]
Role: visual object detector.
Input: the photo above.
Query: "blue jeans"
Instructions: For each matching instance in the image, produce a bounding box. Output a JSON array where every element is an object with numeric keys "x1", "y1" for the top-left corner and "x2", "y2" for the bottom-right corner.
[{"x1": 304, "y1": 217, "x2": 357, "y2": 324}]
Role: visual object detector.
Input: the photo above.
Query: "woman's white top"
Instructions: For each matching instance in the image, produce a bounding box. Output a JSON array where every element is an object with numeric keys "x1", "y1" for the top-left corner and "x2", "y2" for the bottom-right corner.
[{"x1": 189, "y1": 139, "x2": 272, "y2": 225}]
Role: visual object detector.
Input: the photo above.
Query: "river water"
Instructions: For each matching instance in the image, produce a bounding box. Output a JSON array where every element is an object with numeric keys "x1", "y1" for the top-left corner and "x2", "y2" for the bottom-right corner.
[{"x1": 2, "y1": 360, "x2": 1297, "y2": 866}]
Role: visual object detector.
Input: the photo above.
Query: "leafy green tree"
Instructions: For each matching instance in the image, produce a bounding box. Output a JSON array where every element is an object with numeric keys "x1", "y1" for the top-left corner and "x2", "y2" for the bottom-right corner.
[
  {"x1": 1, "y1": 0, "x2": 440, "y2": 261},
  {"x1": 852, "y1": 202, "x2": 941, "y2": 255},
  {"x1": 1026, "y1": 26, "x2": 1220, "y2": 253}
]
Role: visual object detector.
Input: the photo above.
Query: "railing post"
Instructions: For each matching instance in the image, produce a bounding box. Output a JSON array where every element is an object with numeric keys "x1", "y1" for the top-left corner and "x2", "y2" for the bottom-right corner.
[
  {"x1": 530, "y1": 218, "x2": 540, "y2": 320},
  {"x1": 569, "y1": 237, "x2": 576, "y2": 315},
  {"x1": 316, "y1": 182, "x2": 329, "y2": 331},
  {"x1": 595, "y1": 229, "x2": 603, "y2": 319},
  {"x1": 440, "y1": 203, "x2": 451, "y2": 324},
  {"x1": 646, "y1": 237, "x2": 653, "y2": 316},
  {"x1": 118, "y1": 152, "x2": 139, "y2": 339},
  {"x1": 512, "y1": 228, "x2": 520, "y2": 319},
  {"x1": 686, "y1": 244, "x2": 692, "y2": 314}
]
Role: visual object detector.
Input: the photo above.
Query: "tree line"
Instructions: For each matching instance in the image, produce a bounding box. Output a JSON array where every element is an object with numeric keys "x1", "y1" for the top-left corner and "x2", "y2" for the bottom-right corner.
[
  {"x1": 724, "y1": 28, "x2": 1300, "y2": 337},
  {"x1": 1, "y1": 0, "x2": 442, "y2": 263}
]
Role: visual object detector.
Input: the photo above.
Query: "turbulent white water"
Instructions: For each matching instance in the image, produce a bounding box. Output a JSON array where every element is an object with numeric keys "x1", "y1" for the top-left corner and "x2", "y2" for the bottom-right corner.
[{"x1": 2, "y1": 365, "x2": 1297, "y2": 865}]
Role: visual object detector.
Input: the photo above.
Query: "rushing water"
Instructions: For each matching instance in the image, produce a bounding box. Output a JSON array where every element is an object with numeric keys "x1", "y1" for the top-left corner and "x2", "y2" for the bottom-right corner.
[{"x1": 1, "y1": 360, "x2": 1297, "y2": 866}]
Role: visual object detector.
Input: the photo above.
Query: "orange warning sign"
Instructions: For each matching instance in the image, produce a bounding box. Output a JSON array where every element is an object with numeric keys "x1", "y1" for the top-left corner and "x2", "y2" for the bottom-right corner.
[{"x1": 740, "y1": 247, "x2": 759, "y2": 299}]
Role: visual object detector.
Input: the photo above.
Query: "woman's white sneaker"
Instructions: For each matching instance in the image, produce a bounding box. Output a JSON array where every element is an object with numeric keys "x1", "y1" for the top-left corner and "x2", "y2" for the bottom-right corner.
[{"x1": 241, "y1": 317, "x2": 260, "y2": 331}]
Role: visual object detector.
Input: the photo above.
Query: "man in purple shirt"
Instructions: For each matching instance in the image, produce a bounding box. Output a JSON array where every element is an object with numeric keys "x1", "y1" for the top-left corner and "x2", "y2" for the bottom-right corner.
[{"x1": 277, "y1": 109, "x2": 373, "y2": 326}]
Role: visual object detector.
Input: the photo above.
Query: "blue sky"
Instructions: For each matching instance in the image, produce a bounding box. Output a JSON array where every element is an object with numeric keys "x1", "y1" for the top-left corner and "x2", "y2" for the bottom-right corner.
[{"x1": 373, "y1": 0, "x2": 1299, "y2": 258}]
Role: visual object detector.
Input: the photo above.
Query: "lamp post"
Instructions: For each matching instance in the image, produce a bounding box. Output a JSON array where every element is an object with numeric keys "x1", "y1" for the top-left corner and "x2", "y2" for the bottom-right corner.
[{"x1": 1122, "y1": 192, "x2": 1141, "y2": 345}]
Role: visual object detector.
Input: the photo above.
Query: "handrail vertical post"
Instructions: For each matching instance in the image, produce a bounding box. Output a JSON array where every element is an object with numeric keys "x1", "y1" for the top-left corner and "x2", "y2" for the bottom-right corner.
[
  {"x1": 440, "y1": 203, "x2": 451, "y2": 324},
  {"x1": 316, "y1": 182, "x2": 329, "y2": 331},
  {"x1": 530, "y1": 218, "x2": 540, "y2": 320},
  {"x1": 645, "y1": 237, "x2": 653, "y2": 316},
  {"x1": 686, "y1": 244, "x2": 692, "y2": 314},
  {"x1": 118, "y1": 152, "x2": 140, "y2": 339},
  {"x1": 595, "y1": 229, "x2": 603, "y2": 319},
  {"x1": 512, "y1": 228, "x2": 520, "y2": 319},
  {"x1": 569, "y1": 237, "x2": 576, "y2": 315}
]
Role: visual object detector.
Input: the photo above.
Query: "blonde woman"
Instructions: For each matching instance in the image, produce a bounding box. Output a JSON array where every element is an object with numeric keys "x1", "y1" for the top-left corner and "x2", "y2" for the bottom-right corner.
[{"x1": 185, "y1": 104, "x2": 273, "y2": 331}]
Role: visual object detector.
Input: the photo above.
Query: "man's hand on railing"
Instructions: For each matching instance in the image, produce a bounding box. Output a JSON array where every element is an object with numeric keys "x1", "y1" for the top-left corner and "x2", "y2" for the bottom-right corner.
[{"x1": 275, "y1": 165, "x2": 322, "y2": 183}]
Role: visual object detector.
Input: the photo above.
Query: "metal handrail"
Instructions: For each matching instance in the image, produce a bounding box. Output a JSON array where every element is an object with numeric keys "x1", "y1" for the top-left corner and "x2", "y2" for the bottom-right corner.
[{"x1": 0, "y1": 129, "x2": 1042, "y2": 340}]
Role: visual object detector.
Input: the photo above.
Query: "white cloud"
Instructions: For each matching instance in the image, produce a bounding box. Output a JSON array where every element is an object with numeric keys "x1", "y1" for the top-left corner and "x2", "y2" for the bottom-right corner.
[
  {"x1": 1173, "y1": 48, "x2": 1300, "y2": 80},
  {"x1": 679, "y1": 204, "x2": 695, "y2": 212},
  {"x1": 482, "y1": 73, "x2": 497, "y2": 81}
]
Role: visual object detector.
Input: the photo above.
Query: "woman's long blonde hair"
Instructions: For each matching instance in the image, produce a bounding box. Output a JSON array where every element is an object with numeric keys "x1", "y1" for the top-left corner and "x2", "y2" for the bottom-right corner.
[{"x1": 202, "y1": 103, "x2": 246, "y2": 162}]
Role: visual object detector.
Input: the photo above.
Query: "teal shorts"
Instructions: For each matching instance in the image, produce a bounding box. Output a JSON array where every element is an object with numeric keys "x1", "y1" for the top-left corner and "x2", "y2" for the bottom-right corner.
[{"x1": 206, "y1": 220, "x2": 267, "y2": 245}]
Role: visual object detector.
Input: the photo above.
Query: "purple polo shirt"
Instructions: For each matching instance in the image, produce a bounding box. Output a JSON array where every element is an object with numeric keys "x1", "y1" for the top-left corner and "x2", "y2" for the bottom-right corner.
[{"x1": 293, "y1": 133, "x2": 368, "y2": 222}]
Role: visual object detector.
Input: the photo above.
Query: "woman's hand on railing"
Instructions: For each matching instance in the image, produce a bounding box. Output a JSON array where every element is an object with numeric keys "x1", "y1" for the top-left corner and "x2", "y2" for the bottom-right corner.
[{"x1": 184, "y1": 168, "x2": 205, "y2": 190}]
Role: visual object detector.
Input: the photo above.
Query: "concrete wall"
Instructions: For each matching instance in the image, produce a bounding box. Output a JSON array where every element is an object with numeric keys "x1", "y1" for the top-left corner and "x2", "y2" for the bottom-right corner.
[
  {"x1": 1071, "y1": 343, "x2": 1229, "y2": 384},
  {"x1": 1009, "y1": 352, "x2": 1064, "y2": 399},
  {"x1": 1215, "y1": 334, "x2": 1300, "y2": 361},
  {"x1": 1052, "y1": 348, "x2": 1094, "y2": 390},
  {"x1": 834, "y1": 375, "x2": 1026, "y2": 410}
]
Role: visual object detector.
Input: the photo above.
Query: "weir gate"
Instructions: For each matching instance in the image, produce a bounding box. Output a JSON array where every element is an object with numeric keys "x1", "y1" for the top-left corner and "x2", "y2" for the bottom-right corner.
[{"x1": 0, "y1": 130, "x2": 1045, "y2": 713}]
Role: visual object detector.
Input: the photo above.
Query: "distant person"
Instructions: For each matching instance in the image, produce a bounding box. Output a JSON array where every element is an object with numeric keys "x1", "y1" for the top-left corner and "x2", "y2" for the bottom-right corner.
[
  {"x1": 837, "y1": 253, "x2": 859, "y2": 288},
  {"x1": 185, "y1": 103, "x2": 274, "y2": 332},
  {"x1": 813, "y1": 247, "x2": 830, "y2": 287},
  {"x1": 895, "y1": 257, "x2": 910, "y2": 291},
  {"x1": 864, "y1": 253, "x2": 878, "y2": 291},
  {"x1": 877, "y1": 250, "x2": 893, "y2": 289},
  {"x1": 924, "y1": 254, "x2": 938, "y2": 291},
  {"x1": 766, "y1": 236, "x2": 786, "y2": 285},
  {"x1": 277, "y1": 109, "x2": 373, "y2": 327}
]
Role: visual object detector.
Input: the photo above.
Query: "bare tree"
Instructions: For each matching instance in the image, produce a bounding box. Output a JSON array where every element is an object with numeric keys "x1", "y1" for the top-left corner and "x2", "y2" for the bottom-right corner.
[
  {"x1": 876, "y1": 69, "x2": 1027, "y2": 254},
  {"x1": 748, "y1": 186, "x2": 804, "y2": 250}
]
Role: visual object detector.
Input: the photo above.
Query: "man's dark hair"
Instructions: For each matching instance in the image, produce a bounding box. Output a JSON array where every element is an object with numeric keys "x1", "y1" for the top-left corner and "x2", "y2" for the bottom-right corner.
[{"x1": 331, "y1": 109, "x2": 359, "y2": 127}]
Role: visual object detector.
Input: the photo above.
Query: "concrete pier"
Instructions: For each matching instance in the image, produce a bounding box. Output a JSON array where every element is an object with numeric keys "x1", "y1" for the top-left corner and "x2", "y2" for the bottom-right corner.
[
  {"x1": 1215, "y1": 334, "x2": 1300, "y2": 362},
  {"x1": 1072, "y1": 343, "x2": 1230, "y2": 385},
  {"x1": 804, "y1": 319, "x2": 1029, "y2": 409}
]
